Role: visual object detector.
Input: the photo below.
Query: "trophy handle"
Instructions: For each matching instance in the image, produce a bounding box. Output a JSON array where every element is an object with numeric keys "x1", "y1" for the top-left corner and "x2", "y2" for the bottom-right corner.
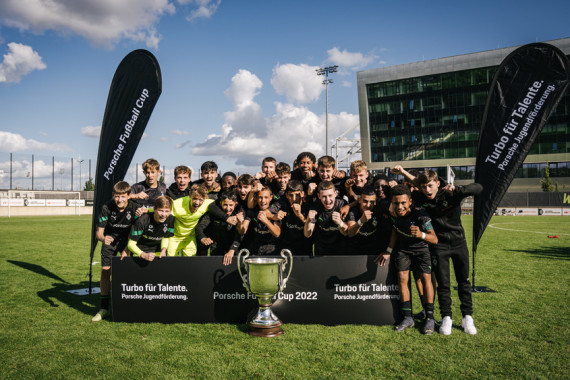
[
  {"x1": 279, "y1": 249, "x2": 293, "y2": 291},
  {"x1": 237, "y1": 248, "x2": 250, "y2": 292}
]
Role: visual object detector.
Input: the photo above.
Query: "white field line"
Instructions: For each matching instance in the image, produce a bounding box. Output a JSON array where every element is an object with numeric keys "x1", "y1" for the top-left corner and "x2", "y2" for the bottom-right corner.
[{"x1": 488, "y1": 222, "x2": 570, "y2": 236}]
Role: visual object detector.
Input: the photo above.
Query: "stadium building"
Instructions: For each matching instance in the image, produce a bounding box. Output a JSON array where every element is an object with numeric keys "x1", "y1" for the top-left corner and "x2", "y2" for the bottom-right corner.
[{"x1": 357, "y1": 38, "x2": 570, "y2": 191}]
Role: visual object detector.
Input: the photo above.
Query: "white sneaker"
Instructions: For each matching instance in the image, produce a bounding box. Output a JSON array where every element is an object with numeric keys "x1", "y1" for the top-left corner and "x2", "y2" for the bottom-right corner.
[
  {"x1": 462, "y1": 315, "x2": 477, "y2": 335},
  {"x1": 92, "y1": 309, "x2": 109, "y2": 322},
  {"x1": 439, "y1": 316, "x2": 452, "y2": 335}
]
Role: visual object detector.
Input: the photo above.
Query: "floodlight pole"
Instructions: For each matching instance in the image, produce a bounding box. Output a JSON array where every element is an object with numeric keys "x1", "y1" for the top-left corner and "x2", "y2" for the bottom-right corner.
[
  {"x1": 316, "y1": 65, "x2": 338, "y2": 156},
  {"x1": 78, "y1": 159, "x2": 84, "y2": 192}
]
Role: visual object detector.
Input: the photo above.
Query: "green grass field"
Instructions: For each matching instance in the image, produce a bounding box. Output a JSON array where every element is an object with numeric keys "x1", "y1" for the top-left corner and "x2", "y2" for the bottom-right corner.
[{"x1": 0, "y1": 215, "x2": 568, "y2": 379}]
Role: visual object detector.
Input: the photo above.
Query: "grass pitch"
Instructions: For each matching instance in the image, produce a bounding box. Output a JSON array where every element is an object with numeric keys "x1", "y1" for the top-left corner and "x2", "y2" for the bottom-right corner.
[{"x1": 0, "y1": 215, "x2": 568, "y2": 379}]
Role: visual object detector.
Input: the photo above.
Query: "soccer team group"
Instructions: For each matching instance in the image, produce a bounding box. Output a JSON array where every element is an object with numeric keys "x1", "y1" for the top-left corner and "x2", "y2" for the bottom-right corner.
[{"x1": 93, "y1": 152, "x2": 482, "y2": 336}]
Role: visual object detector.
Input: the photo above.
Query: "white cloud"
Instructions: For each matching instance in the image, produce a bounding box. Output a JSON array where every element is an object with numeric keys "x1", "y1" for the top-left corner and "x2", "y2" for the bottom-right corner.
[
  {"x1": 183, "y1": 0, "x2": 221, "y2": 21},
  {"x1": 327, "y1": 47, "x2": 377, "y2": 70},
  {"x1": 0, "y1": 42, "x2": 46, "y2": 83},
  {"x1": 342, "y1": 81, "x2": 352, "y2": 88},
  {"x1": 171, "y1": 129, "x2": 189, "y2": 135},
  {"x1": 192, "y1": 69, "x2": 359, "y2": 170},
  {"x1": 81, "y1": 126, "x2": 101, "y2": 138},
  {"x1": 223, "y1": 69, "x2": 266, "y2": 136},
  {"x1": 0, "y1": 131, "x2": 72, "y2": 152},
  {"x1": 0, "y1": 0, "x2": 176, "y2": 49},
  {"x1": 160, "y1": 137, "x2": 168, "y2": 141},
  {"x1": 271, "y1": 63, "x2": 323, "y2": 104}
]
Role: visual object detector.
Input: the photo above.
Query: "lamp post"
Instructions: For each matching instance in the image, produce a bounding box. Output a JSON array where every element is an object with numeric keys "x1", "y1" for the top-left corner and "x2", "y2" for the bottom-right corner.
[
  {"x1": 316, "y1": 65, "x2": 338, "y2": 155},
  {"x1": 59, "y1": 168, "x2": 64, "y2": 190},
  {"x1": 77, "y1": 159, "x2": 84, "y2": 191}
]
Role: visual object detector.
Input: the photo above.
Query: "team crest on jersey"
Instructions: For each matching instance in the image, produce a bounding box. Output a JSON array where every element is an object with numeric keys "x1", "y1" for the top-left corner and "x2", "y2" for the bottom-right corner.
[
  {"x1": 163, "y1": 225, "x2": 168, "y2": 233},
  {"x1": 372, "y1": 219, "x2": 378, "y2": 227},
  {"x1": 126, "y1": 212, "x2": 131, "y2": 220},
  {"x1": 442, "y1": 200, "x2": 448, "y2": 207}
]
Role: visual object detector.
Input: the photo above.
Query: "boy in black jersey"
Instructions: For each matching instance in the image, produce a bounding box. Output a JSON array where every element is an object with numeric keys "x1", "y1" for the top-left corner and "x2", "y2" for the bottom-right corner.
[
  {"x1": 253, "y1": 157, "x2": 277, "y2": 186},
  {"x1": 271, "y1": 180, "x2": 312, "y2": 255},
  {"x1": 304, "y1": 181, "x2": 348, "y2": 255},
  {"x1": 92, "y1": 181, "x2": 139, "y2": 322},
  {"x1": 221, "y1": 172, "x2": 237, "y2": 191},
  {"x1": 166, "y1": 165, "x2": 192, "y2": 200},
  {"x1": 237, "y1": 186, "x2": 281, "y2": 255},
  {"x1": 342, "y1": 160, "x2": 372, "y2": 203},
  {"x1": 194, "y1": 161, "x2": 222, "y2": 200},
  {"x1": 345, "y1": 186, "x2": 388, "y2": 254},
  {"x1": 375, "y1": 185, "x2": 438, "y2": 334},
  {"x1": 306, "y1": 156, "x2": 346, "y2": 203},
  {"x1": 196, "y1": 191, "x2": 242, "y2": 265},
  {"x1": 396, "y1": 166, "x2": 482, "y2": 335},
  {"x1": 271, "y1": 162, "x2": 291, "y2": 203},
  {"x1": 130, "y1": 158, "x2": 167, "y2": 215},
  {"x1": 127, "y1": 196, "x2": 175, "y2": 261},
  {"x1": 235, "y1": 174, "x2": 254, "y2": 212},
  {"x1": 290, "y1": 152, "x2": 316, "y2": 193}
]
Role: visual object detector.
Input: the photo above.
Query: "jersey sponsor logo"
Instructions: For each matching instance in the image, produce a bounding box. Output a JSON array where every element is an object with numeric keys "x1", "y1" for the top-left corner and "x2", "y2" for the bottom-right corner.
[{"x1": 285, "y1": 221, "x2": 303, "y2": 230}]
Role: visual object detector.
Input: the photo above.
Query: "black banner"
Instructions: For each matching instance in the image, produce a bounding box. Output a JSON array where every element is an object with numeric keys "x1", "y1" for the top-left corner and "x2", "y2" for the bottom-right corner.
[
  {"x1": 473, "y1": 43, "x2": 569, "y2": 257},
  {"x1": 111, "y1": 256, "x2": 400, "y2": 325},
  {"x1": 89, "y1": 50, "x2": 162, "y2": 291}
]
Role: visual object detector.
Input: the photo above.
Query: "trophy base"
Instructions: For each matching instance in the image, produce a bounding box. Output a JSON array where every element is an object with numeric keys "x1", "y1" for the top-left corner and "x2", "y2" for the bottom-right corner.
[{"x1": 247, "y1": 323, "x2": 284, "y2": 338}]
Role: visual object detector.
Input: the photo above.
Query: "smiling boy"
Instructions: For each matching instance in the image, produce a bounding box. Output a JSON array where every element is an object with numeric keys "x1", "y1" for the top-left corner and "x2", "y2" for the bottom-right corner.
[
  {"x1": 130, "y1": 158, "x2": 167, "y2": 213},
  {"x1": 127, "y1": 195, "x2": 175, "y2": 261},
  {"x1": 394, "y1": 165, "x2": 483, "y2": 335},
  {"x1": 375, "y1": 184, "x2": 438, "y2": 334},
  {"x1": 304, "y1": 181, "x2": 347, "y2": 255},
  {"x1": 238, "y1": 186, "x2": 281, "y2": 255},
  {"x1": 92, "y1": 181, "x2": 139, "y2": 322},
  {"x1": 166, "y1": 165, "x2": 192, "y2": 200}
]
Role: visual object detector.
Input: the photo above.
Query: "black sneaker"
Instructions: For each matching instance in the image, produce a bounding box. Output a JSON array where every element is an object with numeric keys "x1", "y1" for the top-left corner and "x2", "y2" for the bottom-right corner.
[
  {"x1": 413, "y1": 309, "x2": 426, "y2": 320},
  {"x1": 394, "y1": 316, "x2": 415, "y2": 331},
  {"x1": 423, "y1": 318, "x2": 435, "y2": 335}
]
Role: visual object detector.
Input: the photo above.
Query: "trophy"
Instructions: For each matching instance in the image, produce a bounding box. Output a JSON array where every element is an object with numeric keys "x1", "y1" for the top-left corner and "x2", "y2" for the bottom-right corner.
[{"x1": 237, "y1": 248, "x2": 293, "y2": 337}]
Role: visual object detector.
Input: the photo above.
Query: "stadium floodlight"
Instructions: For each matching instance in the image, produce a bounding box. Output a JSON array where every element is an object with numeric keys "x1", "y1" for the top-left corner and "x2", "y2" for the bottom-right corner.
[{"x1": 316, "y1": 65, "x2": 339, "y2": 155}]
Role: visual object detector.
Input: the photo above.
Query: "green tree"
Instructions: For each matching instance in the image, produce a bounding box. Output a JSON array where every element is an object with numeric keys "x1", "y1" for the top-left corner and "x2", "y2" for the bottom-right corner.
[
  {"x1": 84, "y1": 177, "x2": 95, "y2": 191},
  {"x1": 540, "y1": 165, "x2": 554, "y2": 192}
]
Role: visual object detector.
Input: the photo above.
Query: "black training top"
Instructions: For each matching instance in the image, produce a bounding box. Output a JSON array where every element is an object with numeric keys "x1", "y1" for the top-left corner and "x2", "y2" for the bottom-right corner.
[
  {"x1": 346, "y1": 204, "x2": 385, "y2": 254},
  {"x1": 166, "y1": 182, "x2": 191, "y2": 200},
  {"x1": 131, "y1": 180, "x2": 167, "y2": 208},
  {"x1": 243, "y1": 206, "x2": 281, "y2": 255},
  {"x1": 195, "y1": 210, "x2": 242, "y2": 255},
  {"x1": 271, "y1": 200, "x2": 313, "y2": 255},
  {"x1": 97, "y1": 199, "x2": 139, "y2": 239},
  {"x1": 309, "y1": 198, "x2": 347, "y2": 255},
  {"x1": 416, "y1": 180, "x2": 483, "y2": 244},
  {"x1": 390, "y1": 207, "x2": 433, "y2": 253},
  {"x1": 130, "y1": 212, "x2": 174, "y2": 253}
]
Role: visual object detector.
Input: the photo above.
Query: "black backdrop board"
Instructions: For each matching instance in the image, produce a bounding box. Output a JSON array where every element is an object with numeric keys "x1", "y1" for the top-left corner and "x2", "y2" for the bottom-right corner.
[
  {"x1": 111, "y1": 256, "x2": 399, "y2": 325},
  {"x1": 89, "y1": 50, "x2": 162, "y2": 292}
]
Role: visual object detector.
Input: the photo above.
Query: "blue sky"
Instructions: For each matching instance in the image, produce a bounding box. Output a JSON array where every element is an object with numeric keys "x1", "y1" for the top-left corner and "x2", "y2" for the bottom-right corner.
[{"x1": 0, "y1": 0, "x2": 568, "y2": 189}]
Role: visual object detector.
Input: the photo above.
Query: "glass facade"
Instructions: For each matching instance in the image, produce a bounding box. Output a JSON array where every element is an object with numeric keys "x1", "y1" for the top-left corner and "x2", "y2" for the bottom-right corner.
[
  {"x1": 366, "y1": 60, "x2": 570, "y2": 164},
  {"x1": 376, "y1": 162, "x2": 570, "y2": 181}
]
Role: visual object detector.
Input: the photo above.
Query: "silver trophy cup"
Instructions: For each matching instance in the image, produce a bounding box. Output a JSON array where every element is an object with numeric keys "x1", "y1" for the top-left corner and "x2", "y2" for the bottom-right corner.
[{"x1": 237, "y1": 248, "x2": 293, "y2": 337}]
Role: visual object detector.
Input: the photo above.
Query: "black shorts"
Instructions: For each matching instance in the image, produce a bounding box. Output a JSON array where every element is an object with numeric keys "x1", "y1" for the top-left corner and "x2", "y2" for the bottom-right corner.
[
  {"x1": 101, "y1": 237, "x2": 128, "y2": 267},
  {"x1": 395, "y1": 248, "x2": 431, "y2": 274}
]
